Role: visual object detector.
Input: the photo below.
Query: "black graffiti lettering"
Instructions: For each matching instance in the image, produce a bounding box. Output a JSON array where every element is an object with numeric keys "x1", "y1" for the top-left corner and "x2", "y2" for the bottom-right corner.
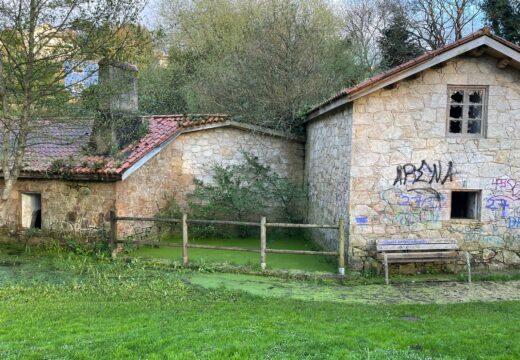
[
  {"x1": 430, "y1": 162, "x2": 441, "y2": 184},
  {"x1": 441, "y1": 161, "x2": 453, "y2": 185},
  {"x1": 393, "y1": 165, "x2": 403, "y2": 186},
  {"x1": 402, "y1": 164, "x2": 416, "y2": 184},
  {"x1": 393, "y1": 160, "x2": 454, "y2": 186},
  {"x1": 416, "y1": 160, "x2": 431, "y2": 183}
]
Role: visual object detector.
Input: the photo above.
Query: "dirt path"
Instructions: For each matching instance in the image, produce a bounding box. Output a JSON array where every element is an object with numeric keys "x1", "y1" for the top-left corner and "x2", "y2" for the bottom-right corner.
[{"x1": 188, "y1": 273, "x2": 520, "y2": 304}]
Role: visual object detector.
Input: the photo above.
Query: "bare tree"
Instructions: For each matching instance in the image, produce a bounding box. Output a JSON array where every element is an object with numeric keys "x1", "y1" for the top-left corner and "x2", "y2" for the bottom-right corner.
[
  {"x1": 406, "y1": 0, "x2": 484, "y2": 49},
  {"x1": 0, "y1": 0, "x2": 146, "y2": 206},
  {"x1": 339, "y1": 0, "x2": 389, "y2": 70}
]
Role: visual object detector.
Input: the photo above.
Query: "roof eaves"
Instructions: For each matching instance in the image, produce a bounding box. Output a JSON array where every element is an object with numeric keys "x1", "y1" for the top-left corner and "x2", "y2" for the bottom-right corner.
[
  {"x1": 306, "y1": 28, "x2": 520, "y2": 122},
  {"x1": 16, "y1": 170, "x2": 122, "y2": 182}
]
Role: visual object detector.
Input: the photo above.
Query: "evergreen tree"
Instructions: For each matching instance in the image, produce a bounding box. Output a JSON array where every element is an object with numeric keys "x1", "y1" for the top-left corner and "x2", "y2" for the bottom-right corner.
[
  {"x1": 482, "y1": 0, "x2": 520, "y2": 44},
  {"x1": 379, "y1": 8, "x2": 423, "y2": 69}
]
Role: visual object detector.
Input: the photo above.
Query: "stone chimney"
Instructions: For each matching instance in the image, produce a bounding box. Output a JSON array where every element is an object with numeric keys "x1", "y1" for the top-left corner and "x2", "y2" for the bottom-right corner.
[
  {"x1": 89, "y1": 59, "x2": 142, "y2": 155},
  {"x1": 97, "y1": 59, "x2": 138, "y2": 113}
]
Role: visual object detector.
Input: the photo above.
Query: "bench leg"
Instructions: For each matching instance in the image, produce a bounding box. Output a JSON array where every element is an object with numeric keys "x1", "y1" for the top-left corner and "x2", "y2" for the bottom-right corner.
[
  {"x1": 453, "y1": 258, "x2": 457, "y2": 275},
  {"x1": 384, "y1": 253, "x2": 389, "y2": 285},
  {"x1": 465, "y1": 251, "x2": 472, "y2": 284}
]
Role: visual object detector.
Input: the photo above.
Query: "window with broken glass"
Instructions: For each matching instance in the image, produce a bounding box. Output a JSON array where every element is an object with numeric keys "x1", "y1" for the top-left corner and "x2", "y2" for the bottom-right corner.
[{"x1": 447, "y1": 86, "x2": 487, "y2": 137}]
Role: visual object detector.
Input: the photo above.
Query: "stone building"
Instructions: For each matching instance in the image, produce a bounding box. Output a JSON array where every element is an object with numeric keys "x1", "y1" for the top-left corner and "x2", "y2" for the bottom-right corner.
[
  {"x1": 305, "y1": 29, "x2": 520, "y2": 269},
  {"x1": 0, "y1": 115, "x2": 304, "y2": 236}
]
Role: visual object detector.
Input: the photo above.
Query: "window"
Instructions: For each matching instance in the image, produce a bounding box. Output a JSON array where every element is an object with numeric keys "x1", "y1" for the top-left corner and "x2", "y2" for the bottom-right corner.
[
  {"x1": 21, "y1": 193, "x2": 42, "y2": 229},
  {"x1": 447, "y1": 86, "x2": 487, "y2": 137},
  {"x1": 451, "y1": 191, "x2": 480, "y2": 220}
]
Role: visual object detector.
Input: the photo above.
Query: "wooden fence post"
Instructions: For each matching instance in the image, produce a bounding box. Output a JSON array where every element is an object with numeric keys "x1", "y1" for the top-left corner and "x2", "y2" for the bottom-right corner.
[
  {"x1": 260, "y1": 216, "x2": 267, "y2": 270},
  {"x1": 338, "y1": 218, "x2": 345, "y2": 276},
  {"x1": 109, "y1": 210, "x2": 117, "y2": 258},
  {"x1": 182, "y1": 213, "x2": 189, "y2": 265}
]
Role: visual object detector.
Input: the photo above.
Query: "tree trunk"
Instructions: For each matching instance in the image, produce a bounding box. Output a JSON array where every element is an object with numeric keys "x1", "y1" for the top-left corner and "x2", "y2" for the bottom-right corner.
[{"x1": 0, "y1": 0, "x2": 35, "y2": 201}]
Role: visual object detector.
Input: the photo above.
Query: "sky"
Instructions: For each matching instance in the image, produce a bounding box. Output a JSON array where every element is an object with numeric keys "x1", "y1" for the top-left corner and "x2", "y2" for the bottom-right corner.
[{"x1": 141, "y1": 0, "x2": 161, "y2": 29}]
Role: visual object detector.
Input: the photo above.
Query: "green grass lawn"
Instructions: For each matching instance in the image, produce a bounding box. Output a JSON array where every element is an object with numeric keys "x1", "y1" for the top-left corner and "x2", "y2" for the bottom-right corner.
[
  {"x1": 1, "y1": 244, "x2": 520, "y2": 359},
  {"x1": 129, "y1": 234, "x2": 337, "y2": 272}
]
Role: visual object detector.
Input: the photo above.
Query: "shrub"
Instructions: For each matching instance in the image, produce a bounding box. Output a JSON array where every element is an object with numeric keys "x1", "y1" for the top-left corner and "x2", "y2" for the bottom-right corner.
[
  {"x1": 155, "y1": 153, "x2": 306, "y2": 238},
  {"x1": 184, "y1": 153, "x2": 306, "y2": 237}
]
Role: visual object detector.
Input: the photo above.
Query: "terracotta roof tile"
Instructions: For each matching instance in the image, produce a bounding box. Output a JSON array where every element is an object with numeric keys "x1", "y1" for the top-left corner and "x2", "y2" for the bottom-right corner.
[{"x1": 7, "y1": 114, "x2": 229, "y2": 179}]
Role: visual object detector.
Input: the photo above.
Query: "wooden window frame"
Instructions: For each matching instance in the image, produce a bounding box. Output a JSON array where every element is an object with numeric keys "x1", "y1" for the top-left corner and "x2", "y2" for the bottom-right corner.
[{"x1": 446, "y1": 85, "x2": 489, "y2": 138}]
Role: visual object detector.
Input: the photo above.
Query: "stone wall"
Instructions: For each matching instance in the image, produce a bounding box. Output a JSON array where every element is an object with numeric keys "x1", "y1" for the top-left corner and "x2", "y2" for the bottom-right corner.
[
  {"x1": 115, "y1": 126, "x2": 305, "y2": 235},
  {"x1": 345, "y1": 54, "x2": 520, "y2": 269},
  {"x1": 0, "y1": 179, "x2": 115, "y2": 234},
  {"x1": 305, "y1": 105, "x2": 352, "y2": 251}
]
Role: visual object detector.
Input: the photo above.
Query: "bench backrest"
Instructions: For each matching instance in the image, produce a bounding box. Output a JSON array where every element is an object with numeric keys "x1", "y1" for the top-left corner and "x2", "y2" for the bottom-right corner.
[{"x1": 376, "y1": 239, "x2": 458, "y2": 252}]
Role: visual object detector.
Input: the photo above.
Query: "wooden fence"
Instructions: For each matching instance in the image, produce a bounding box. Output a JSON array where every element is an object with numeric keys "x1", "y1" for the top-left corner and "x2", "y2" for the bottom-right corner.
[{"x1": 109, "y1": 211, "x2": 346, "y2": 275}]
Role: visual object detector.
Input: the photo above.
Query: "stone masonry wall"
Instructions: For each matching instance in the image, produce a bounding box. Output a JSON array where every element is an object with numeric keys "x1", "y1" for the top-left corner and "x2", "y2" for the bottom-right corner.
[
  {"x1": 0, "y1": 179, "x2": 115, "y2": 234},
  {"x1": 305, "y1": 105, "x2": 353, "y2": 251},
  {"x1": 347, "y1": 54, "x2": 520, "y2": 270},
  {"x1": 116, "y1": 126, "x2": 304, "y2": 236}
]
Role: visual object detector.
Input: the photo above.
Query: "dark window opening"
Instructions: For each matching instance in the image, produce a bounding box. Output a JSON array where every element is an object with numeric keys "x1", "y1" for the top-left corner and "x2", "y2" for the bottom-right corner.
[
  {"x1": 449, "y1": 120, "x2": 462, "y2": 133},
  {"x1": 469, "y1": 91, "x2": 481, "y2": 103},
  {"x1": 451, "y1": 91, "x2": 463, "y2": 103},
  {"x1": 450, "y1": 105, "x2": 463, "y2": 118},
  {"x1": 21, "y1": 193, "x2": 42, "y2": 229},
  {"x1": 451, "y1": 191, "x2": 480, "y2": 220}
]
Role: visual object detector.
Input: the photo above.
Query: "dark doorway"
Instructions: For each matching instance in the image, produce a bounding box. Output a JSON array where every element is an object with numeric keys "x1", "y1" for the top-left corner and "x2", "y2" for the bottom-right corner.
[{"x1": 21, "y1": 193, "x2": 42, "y2": 229}]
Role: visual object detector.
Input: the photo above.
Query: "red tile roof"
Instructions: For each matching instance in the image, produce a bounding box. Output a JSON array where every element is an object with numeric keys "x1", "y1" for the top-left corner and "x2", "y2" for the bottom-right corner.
[
  {"x1": 308, "y1": 28, "x2": 520, "y2": 117},
  {"x1": 11, "y1": 114, "x2": 229, "y2": 180}
]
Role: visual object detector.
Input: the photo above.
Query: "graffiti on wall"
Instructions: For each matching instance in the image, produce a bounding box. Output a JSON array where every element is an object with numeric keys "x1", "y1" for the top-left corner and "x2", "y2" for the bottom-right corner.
[
  {"x1": 492, "y1": 178, "x2": 520, "y2": 199},
  {"x1": 393, "y1": 160, "x2": 454, "y2": 186},
  {"x1": 380, "y1": 160, "x2": 452, "y2": 226},
  {"x1": 447, "y1": 223, "x2": 513, "y2": 247},
  {"x1": 485, "y1": 177, "x2": 520, "y2": 230},
  {"x1": 355, "y1": 216, "x2": 369, "y2": 225},
  {"x1": 381, "y1": 187, "x2": 447, "y2": 226},
  {"x1": 485, "y1": 196, "x2": 511, "y2": 218}
]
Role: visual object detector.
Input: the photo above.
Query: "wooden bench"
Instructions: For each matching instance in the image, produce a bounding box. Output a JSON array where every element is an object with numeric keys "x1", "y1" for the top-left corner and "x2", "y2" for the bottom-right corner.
[{"x1": 376, "y1": 239, "x2": 471, "y2": 285}]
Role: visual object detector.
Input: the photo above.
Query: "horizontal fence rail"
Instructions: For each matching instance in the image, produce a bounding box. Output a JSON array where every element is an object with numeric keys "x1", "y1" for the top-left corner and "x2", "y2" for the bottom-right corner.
[
  {"x1": 187, "y1": 219, "x2": 260, "y2": 226},
  {"x1": 109, "y1": 211, "x2": 346, "y2": 275},
  {"x1": 116, "y1": 216, "x2": 182, "y2": 223},
  {"x1": 265, "y1": 223, "x2": 339, "y2": 229}
]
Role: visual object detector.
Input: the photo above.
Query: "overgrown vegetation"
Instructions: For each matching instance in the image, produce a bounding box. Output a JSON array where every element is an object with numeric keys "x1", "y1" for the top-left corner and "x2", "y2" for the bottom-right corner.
[
  {"x1": 188, "y1": 153, "x2": 306, "y2": 222},
  {"x1": 142, "y1": 0, "x2": 370, "y2": 132},
  {"x1": 156, "y1": 153, "x2": 307, "y2": 238}
]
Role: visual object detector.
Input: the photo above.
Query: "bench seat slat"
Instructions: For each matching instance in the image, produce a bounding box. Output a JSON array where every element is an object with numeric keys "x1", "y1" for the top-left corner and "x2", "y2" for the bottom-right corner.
[
  {"x1": 378, "y1": 239, "x2": 457, "y2": 245},
  {"x1": 377, "y1": 244, "x2": 459, "y2": 251},
  {"x1": 377, "y1": 251, "x2": 458, "y2": 260},
  {"x1": 380, "y1": 258, "x2": 461, "y2": 263}
]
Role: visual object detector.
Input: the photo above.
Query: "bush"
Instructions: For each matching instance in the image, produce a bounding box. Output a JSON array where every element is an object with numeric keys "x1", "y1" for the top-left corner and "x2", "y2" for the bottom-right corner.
[
  {"x1": 189, "y1": 153, "x2": 306, "y2": 220},
  {"x1": 159, "y1": 153, "x2": 307, "y2": 238}
]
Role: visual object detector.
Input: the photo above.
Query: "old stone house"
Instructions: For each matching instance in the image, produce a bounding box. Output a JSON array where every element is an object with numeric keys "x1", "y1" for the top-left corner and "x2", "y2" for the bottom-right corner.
[
  {"x1": 305, "y1": 29, "x2": 520, "y2": 269},
  {"x1": 0, "y1": 115, "x2": 303, "y2": 236}
]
